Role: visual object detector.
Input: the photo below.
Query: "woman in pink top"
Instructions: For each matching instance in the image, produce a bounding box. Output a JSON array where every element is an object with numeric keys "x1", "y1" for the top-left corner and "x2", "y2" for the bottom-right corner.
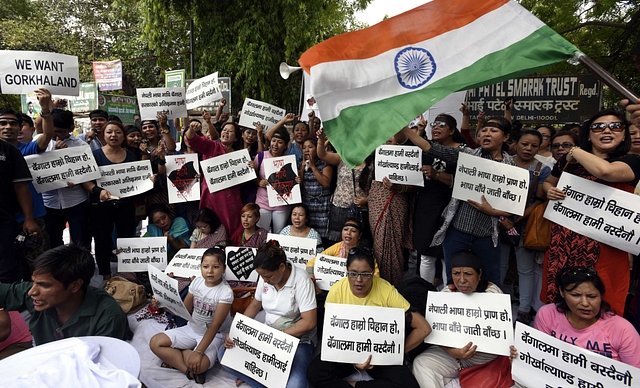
[{"x1": 0, "y1": 310, "x2": 32, "y2": 360}]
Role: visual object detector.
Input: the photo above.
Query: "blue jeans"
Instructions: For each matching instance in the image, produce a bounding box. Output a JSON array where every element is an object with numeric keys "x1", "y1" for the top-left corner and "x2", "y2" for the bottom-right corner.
[
  {"x1": 442, "y1": 227, "x2": 502, "y2": 288},
  {"x1": 515, "y1": 236, "x2": 536, "y2": 312},
  {"x1": 219, "y1": 342, "x2": 313, "y2": 388}
]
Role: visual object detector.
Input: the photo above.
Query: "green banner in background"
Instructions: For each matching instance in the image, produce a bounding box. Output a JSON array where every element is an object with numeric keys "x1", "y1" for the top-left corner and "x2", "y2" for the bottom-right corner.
[
  {"x1": 98, "y1": 93, "x2": 139, "y2": 125},
  {"x1": 165, "y1": 69, "x2": 186, "y2": 88},
  {"x1": 68, "y1": 82, "x2": 98, "y2": 112}
]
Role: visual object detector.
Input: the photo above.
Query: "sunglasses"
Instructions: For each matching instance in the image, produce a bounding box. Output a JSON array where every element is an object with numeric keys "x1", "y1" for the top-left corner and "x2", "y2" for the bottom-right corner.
[
  {"x1": 0, "y1": 119, "x2": 20, "y2": 127},
  {"x1": 551, "y1": 142, "x2": 575, "y2": 150},
  {"x1": 430, "y1": 121, "x2": 448, "y2": 128},
  {"x1": 590, "y1": 122, "x2": 625, "y2": 133}
]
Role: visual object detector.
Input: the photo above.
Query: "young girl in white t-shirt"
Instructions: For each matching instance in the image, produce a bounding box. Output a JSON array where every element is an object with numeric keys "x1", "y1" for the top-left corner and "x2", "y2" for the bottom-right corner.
[{"x1": 150, "y1": 248, "x2": 234, "y2": 384}]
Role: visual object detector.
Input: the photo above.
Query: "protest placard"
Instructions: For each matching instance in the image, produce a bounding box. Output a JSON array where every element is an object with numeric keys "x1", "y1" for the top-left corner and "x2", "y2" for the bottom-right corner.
[
  {"x1": 200, "y1": 149, "x2": 256, "y2": 193},
  {"x1": 266, "y1": 233, "x2": 317, "y2": 271},
  {"x1": 24, "y1": 146, "x2": 101, "y2": 193},
  {"x1": 221, "y1": 314, "x2": 300, "y2": 388},
  {"x1": 263, "y1": 155, "x2": 301, "y2": 207},
  {"x1": 545, "y1": 172, "x2": 640, "y2": 255},
  {"x1": 452, "y1": 152, "x2": 529, "y2": 216},
  {"x1": 97, "y1": 160, "x2": 154, "y2": 199},
  {"x1": 166, "y1": 154, "x2": 201, "y2": 203},
  {"x1": 98, "y1": 93, "x2": 139, "y2": 125},
  {"x1": 238, "y1": 98, "x2": 286, "y2": 131},
  {"x1": 186, "y1": 72, "x2": 223, "y2": 110},
  {"x1": 117, "y1": 237, "x2": 168, "y2": 272},
  {"x1": 136, "y1": 87, "x2": 187, "y2": 120},
  {"x1": 322, "y1": 303, "x2": 405, "y2": 365},
  {"x1": 92, "y1": 59, "x2": 122, "y2": 91},
  {"x1": 165, "y1": 248, "x2": 207, "y2": 278},
  {"x1": 0, "y1": 51, "x2": 80, "y2": 96},
  {"x1": 147, "y1": 264, "x2": 192, "y2": 322},
  {"x1": 374, "y1": 145, "x2": 423, "y2": 187},
  {"x1": 226, "y1": 247, "x2": 259, "y2": 282},
  {"x1": 512, "y1": 322, "x2": 640, "y2": 388},
  {"x1": 425, "y1": 291, "x2": 513, "y2": 356},
  {"x1": 313, "y1": 254, "x2": 347, "y2": 291}
]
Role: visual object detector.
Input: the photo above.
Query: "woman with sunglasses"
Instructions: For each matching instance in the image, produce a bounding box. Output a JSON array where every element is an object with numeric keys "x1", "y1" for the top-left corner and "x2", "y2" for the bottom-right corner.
[
  {"x1": 549, "y1": 130, "x2": 579, "y2": 161},
  {"x1": 542, "y1": 109, "x2": 640, "y2": 315},
  {"x1": 306, "y1": 246, "x2": 431, "y2": 388}
]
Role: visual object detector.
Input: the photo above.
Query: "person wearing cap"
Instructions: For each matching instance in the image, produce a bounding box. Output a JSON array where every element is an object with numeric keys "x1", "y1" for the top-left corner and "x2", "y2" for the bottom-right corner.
[
  {"x1": 411, "y1": 250, "x2": 502, "y2": 388},
  {"x1": 79, "y1": 109, "x2": 109, "y2": 151}
]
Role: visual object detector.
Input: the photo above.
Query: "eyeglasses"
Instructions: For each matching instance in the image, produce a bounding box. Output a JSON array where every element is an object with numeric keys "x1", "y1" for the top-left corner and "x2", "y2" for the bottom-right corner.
[
  {"x1": 590, "y1": 122, "x2": 625, "y2": 133},
  {"x1": 551, "y1": 142, "x2": 575, "y2": 150},
  {"x1": 0, "y1": 119, "x2": 20, "y2": 127},
  {"x1": 430, "y1": 121, "x2": 448, "y2": 128},
  {"x1": 346, "y1": 271, "x2": 374, "y2": 279}
]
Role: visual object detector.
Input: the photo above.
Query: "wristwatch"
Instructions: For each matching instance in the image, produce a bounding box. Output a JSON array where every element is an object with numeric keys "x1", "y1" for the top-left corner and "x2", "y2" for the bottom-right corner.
[{"x1": 40, "y1": 111, "x2": 51, "y2": 118}]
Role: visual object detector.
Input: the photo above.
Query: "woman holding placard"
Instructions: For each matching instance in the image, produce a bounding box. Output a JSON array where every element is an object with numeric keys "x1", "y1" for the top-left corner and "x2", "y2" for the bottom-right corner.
[
  {"x1": 542, "y1": 109, "x2": 640, "y2": 315},
  {"x1": 306, "y1": 246, "x2": 431, "y2": 388}
]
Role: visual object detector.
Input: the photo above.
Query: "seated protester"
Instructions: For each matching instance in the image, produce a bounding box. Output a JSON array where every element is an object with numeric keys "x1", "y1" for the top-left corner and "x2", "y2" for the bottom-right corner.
[
  {"x1": 306, "y1": 246, "x2": 431, "y2": 388},
  {"x1": 190, "y1": 208, "x2": 229, "y2": 249},
  {"x1": 230, "y1": 203, "x2": 268, "y2": 248},
  {"x1": 144, "y1": 203, "x2": 190, "y2": 262},
  {"x1": 0, "y1": 244, "x2": 130, "y2": 345},
  {"x1": 411, "y1": 251, "x2": 502, "y2": 388},
  {"x1": 279, "y1": 204, "x2": 323, "y2": 252},
  {"x1": 0, "y1": 310, "x2": 32, "y2": 360}
]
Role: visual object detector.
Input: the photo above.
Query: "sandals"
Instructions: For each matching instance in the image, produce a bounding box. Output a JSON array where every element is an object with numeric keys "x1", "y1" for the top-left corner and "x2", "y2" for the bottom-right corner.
[{"x1": 184, "y1": 368, "x2": 207, "y2": 384}]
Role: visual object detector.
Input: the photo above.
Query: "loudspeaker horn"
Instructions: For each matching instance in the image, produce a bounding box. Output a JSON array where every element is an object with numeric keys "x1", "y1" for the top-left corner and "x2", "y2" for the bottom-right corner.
[{"x1": 279, "y1": 62, "x2": 302, "y2": 79}]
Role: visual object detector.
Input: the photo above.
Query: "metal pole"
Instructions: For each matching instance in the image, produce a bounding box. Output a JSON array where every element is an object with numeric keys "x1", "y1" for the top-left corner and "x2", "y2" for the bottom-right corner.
[
  {"x1": 298, "y1": 73, "x2": 304, "y2": 117},
  {"x1": 190, "y1": 19, "x2": 196, "y2": 78},
  {"x1": 576, "y1": 53, "x2": 639, "y2": 101}
]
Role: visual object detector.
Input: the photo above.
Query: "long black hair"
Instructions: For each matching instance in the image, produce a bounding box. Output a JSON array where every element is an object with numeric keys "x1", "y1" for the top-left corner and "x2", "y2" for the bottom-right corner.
[
  {"x1": 554, "y1": 266, "x2": 614, "y2": 316},
  {"x1": 579, "y1": 109, "x2": 630, "y2": 158},
  {"x1": 254, "y1": 240, "x2": 288, "y2": 271}
]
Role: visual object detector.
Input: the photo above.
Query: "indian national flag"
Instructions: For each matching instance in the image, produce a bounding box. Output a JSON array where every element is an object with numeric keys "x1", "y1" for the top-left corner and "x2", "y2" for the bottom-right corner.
[{"x1": 299, "y1": 0, "x2": 580, "y2": 167}]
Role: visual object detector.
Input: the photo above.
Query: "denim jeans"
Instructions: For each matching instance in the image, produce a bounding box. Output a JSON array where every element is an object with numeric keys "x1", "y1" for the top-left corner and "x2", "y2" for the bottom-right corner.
[{"x1": 442, "y1": 227, "x2": 502, "y2": 288}]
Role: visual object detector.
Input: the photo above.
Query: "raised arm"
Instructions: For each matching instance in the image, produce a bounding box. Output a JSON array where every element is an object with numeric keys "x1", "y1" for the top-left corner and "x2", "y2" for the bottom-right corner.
[
  {"x1": 35, "y1": 89, "x2": 54, "y2": 151},
  {"x1": 157, "y1": 113, "x2": 176, "y2": 152},
  {"x1": 202, "y1": 110, "x2": 218, "y2": 140},
  {"x1": 316, "y1": 129, "x2": 341, "y2": 166},
  {"x1": 264, "y1": 113, "x2": 296, "y2": 142}
]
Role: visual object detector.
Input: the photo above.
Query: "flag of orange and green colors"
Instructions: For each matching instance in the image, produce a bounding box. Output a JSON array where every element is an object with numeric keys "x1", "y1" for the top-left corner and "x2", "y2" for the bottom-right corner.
[{"x1": 298, "y1": 0, "x2": 580, "y2": 167}]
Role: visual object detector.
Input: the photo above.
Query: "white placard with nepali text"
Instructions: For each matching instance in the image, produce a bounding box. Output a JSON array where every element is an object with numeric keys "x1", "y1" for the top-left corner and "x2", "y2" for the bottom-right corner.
[
  {"x1": 200, "y1": 149, "x2": 256, "y2": 193},
  {"x1": 96, "y1": 160, "x2": 154, "y2": 199},
  {"x1": 512, "y1": 322, "x2": 640, "y2": 388},
  {"x1": 452, "y1": 152, "x2": 529, "y2": 216},
  {"x1": 186, "y1": 72, "x2": 223, "y2": 110},
  {"x1": 544, "y1": 172, "x2": 640, "y2": 255},
  {"x1": 313, "y1": 254, "x2": 347, "y2": 291},
  {"x1": 0, "y1": 50, "x2": 80, "y2": 95},
  {"x1": 267, "y1": 233, "x2": 317, "y2": 271},
  {"x1": 322, "y1": 303, "x2": 405, "y2": 365},
  {"x1": 374, "y1": 145, "x2": 423, "y2": 187},
  {"x1": 225, "y1": 247, "x2": 259, "y2": 282},
  {"x1": 238, "y1": 98, "x2": 286, "y2": 131},
  {"x1": 425, "y1": 291, "x2": 513, "y2": 356},
  {"x1": 263, "y1": 155, "x2": 301, "y2": 207},
  {"x1": 136, "y1": 87, "x2": 187, "y2": 120},
  {"x1": 221, "y1": 314, "x2": 299, "y2": 388},
  {"x1": 25, "y1": 146, "x2": 101, "y2": 193},
  {"x1": 148, "y1": 264, "x2": 192, "y2": 322},
  {"x1": 165, "y1": 248, "x2": 207, "y2": 278},
  {"x1": 166, "y1": 153, "x2": 201, "y2": 204},
  {"x1": 117, "y1": 237, "x2": 168, "y2": 272}
]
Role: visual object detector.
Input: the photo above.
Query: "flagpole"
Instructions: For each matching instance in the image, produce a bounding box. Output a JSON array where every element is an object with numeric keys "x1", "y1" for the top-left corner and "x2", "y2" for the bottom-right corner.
[{"x1": 574, "y1": 52, "x2": 639, "y2": 101}]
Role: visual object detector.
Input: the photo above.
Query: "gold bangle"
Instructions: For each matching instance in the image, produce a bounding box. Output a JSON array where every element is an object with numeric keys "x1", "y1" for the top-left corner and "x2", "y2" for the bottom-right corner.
[
  {"x1": 568, "y1": 146, "x2": 579, "y2": 160},
  {"x1": 194, "y1": 349, "x2": 204, "y2": 355}
]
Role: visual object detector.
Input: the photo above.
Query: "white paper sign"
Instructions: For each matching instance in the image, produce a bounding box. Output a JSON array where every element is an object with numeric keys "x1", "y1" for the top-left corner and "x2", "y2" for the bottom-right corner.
[
  {"x1": 313, "y1": 254, "x2": 347, "y2": 291},
  {"x1": 512, "y1": 322, "x2": 640, "y2": 388},
  {"x1": 322, "y1": 303, "x2": 405, "y2": 365},
  {"x1": 136, "y1": 87, "x2": 187, "y2": 120},
  {"x1": 0, "y1": 51, "x2": 80, "y2": 95},
  {"x1": 166, "y1": 153, "x2": 201, "y2": 204},
  {"x1": 148, "y1": 264, "x2": 192, "y2": 322},
  {"x1": 266, "y1": 233, "x2": 317, "y2": 271},
  {"x1": 200, "y1": 149, "x2": 256, "y2": 193},
  {"x1": 24, "y1": 146, "x2": 101, "y2": 193},
  {"x1": 165, "y1": 248, "x2": 207, "y2": 278},
  {"x1": 301, "y1": 72, "x2": 321, "y2": 121},
  {"x1": 452, "y1": 152, "x2": 529, "y2": 216},
  {"x1": 238, "y1": 98, "x2": 286, "y2": 131},
  {"x1": 425, "y1": 291, "x2": 513, "y2": 356},
  {"x1": 221, "y1": 314, "x2": 300, "y2": 388},
  {"x1": 374, "y1": 145, "x2": 424, "y2": 187},
  {"x1": 117, "y1": 237, "x2": 168, "y2": 272},
  {"x1": 185, "y1": 72, "x2": 223, "y2": 110},
  {"x1": 225, "y1": 246, "x2": 259, "y2": 282},
  {"x1": 545, "y1": 173, "x2": 640, "y2": 255},
  {"x1": 263, "y1": 155, "x2": 301, "y2": 207},
  {"x1": 96, "y1": 160, "x2": 154, "y2": 199}
]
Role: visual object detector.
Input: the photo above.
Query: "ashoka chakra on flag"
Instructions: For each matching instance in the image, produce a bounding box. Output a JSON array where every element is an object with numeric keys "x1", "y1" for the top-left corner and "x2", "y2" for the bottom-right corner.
[{"x1": 394, "y1": 47, "x2": 436, "y2": 90}]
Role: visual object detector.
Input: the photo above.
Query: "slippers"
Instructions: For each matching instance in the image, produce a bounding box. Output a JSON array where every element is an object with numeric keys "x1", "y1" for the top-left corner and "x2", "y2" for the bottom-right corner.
[
  {"x1": 194, "y1": 371, "x2": 207, "y2": 384},
  {"x1": 160, "y1": 362, "x2": 176, "y2": 370},
  {"x1": 185, "y1": 369, "x2": 194, "y2": 380}
]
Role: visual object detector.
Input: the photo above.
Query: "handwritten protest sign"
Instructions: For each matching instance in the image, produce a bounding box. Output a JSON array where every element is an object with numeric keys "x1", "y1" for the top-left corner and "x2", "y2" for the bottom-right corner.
[
  {"x1": 238, "y1": 98, "x2": 286, "y2": 131},
  {"x1": 0, "y1": 51, "x2": 80, "y2": 95},
  {"x1": 226, "y1": 247, "x2": 259, "y2": 282},
  {"x1": 148, "y1": 264, "x2": 192, "y2": 322},
  {"x1": 92, "y1": 59, "x2": 122, "y2": 91},
  {"x1": 24, "y1": 146, "x2": 101, "y2": 193},
  {"x1": 166, "y1": 154, "x2": 201, "y2": 203},
  {"x1": 186, "y1": 72, "x2": 223, "y2": 110},
  {"x1": 97, "y1": 160, "x2": 153, "y2": 199},
  {"x1": 313, "y1": 254, "x2": 347, "y2": 291},
  {"x1": 266, "y1": 233, "x2": 316, "y2": 271},
  {"x1": 221, "y1": 314, "x2": 299, "y2": 388},
  {"x1": 512, "y1": 322, "x2": 640, "y2": 388},
  {"x1": 452, "y1": 152, "x2": 529, "y2": 216},
  {"x1": 322, "y1": 303, "x2": 405, "y2": 365},
  {"x1": 264, "y1": 155, "x2": 301, "y2": 207},
  {"x1": 425, "y1": 291, "x2": 513, "y2": 356},
  {"x1": 200, "y1": 149, "x2": 256, "y2": 193},
  {"x1": 165, "y1": 248, "x2": 207, "y2": 278},
  {"x1": 545, "y1": 173, "x2": 640, "y2": 255},
  {"x1": 136, "y1": 87, "x2": 187, "y2": 120},
  {"x1": 374, "y1": 145, "x2": 423, "y2": 187},
  {"x1": 117, "y1": 237, "x2": 168, "y2": 272}
]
